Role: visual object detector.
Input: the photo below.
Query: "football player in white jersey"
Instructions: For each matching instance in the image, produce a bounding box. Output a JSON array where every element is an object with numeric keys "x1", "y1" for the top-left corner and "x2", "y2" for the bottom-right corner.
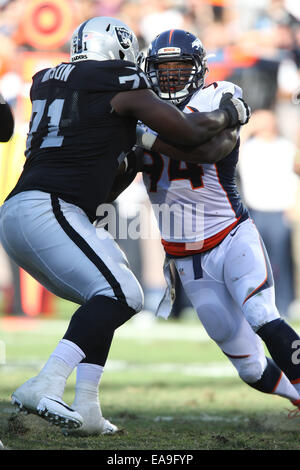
[
  {"x1": 134, "y1": 29, "x2": 300, "y2": 414},
  {"x1": 0, "y1": 19, "x2": 251, "y2": 436}
]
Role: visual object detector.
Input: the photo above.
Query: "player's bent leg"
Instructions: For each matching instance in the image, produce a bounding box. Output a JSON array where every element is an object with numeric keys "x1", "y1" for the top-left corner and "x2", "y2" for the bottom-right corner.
[
  {"x1": 0, "y1": 191, "x2": 144, "y2": 311},
  {"x1": 63, "y1": 295, "x2": 136, "y2": 366},
  {"x1": 60, "y1": 295, "x2": 139, "y2": 435},
  {"x1": 0, "y1": 192, "x2": 143, "y2": 364},
  {"x1": 224, "y1": 219, "x2": 300, "y2": 404},
  {"x1": 223, "y1": 219, "x2": 277, "y2": 324},
  {"x1": 188, "y1": 280, "x2": 300, "y2": 402},
  {"x1": 174, "y1": 252, "x2": 300, "y2": 404},
  {"x1": 256, "y1": 318, "x2": 300, "y2": 399},
  {"x1": 0, "y1": 191, "x2": 142, "y2": 432},
  {"x1": 220, "y1": 331, "x2": 300, "y2": 403},
  {"x1": 218, "y1": 318, "x2": 267, "y2": 384}
]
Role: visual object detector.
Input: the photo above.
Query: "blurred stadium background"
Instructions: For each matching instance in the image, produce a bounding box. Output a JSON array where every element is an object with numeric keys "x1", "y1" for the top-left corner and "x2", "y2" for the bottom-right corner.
[{"x1": 0, "y1": 0, "x2": 300, "y2": 450}]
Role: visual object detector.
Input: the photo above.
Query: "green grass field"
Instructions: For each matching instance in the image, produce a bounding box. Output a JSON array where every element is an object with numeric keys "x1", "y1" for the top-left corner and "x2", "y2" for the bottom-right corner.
[{"x1": 1, "y1": 305, "x2": 300, "y2": 451}]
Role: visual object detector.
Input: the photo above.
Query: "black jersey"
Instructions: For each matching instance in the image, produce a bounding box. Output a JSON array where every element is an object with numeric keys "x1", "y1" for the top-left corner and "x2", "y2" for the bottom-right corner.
[{"x1": 6, "y1": 60, "x2": 150, "y2": 221}]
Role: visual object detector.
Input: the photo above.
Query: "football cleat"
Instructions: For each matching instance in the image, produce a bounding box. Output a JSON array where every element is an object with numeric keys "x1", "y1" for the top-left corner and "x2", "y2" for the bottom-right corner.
[
  {"x1": 62, "y1": 402, "x2": 118, "y2": 436},
  {"x1": 11, "y1": 377, "x2": 83, "y2": 430},
  {"x1": 286, "y1": 399, "x2": 300, "y2": 423}
]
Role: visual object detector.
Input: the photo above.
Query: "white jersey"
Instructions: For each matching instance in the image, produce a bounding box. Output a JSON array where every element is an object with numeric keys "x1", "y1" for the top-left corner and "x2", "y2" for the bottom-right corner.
[{"x1": 142, "y1": 81, "x2": 249, "y2": 256}]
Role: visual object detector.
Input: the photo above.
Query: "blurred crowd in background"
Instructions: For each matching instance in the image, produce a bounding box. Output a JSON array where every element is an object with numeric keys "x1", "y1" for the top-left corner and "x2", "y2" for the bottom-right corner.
[{"x1": 0, "y1": 0, "x2": 299, "y2": 320}]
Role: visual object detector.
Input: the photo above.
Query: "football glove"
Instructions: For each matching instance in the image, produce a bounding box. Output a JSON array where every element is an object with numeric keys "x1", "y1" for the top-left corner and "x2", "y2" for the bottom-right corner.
[
  {"x1": 219, "y1": 92, "x2": 251, "y2": 128},
  {"x1": 136, "y1": 124, "x2": 157, "y2": 151},
  {"x1": 122, "y1": 147, "x2": 144, "y2": 173}
]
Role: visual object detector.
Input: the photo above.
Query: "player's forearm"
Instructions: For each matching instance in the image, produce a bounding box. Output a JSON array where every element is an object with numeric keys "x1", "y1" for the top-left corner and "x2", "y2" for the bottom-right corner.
[
  {"x1": 152, "y1": 128, "x2": 239, "y2": 163},
  {"x1": 183, "y1": 109, "x2": 230, "y2": 145},
  {"x1": 141, "y1": 102, "x2": 230, "y2": 147}
]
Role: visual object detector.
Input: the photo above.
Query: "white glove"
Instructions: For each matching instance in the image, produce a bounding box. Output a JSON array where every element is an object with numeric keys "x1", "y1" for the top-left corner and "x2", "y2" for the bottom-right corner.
[
  {"x1": 219, "y1": 92, "x2": 251, "y2": 127},
  {"x1": 136, "y1": 124, "x2": 157, "y2": 151}
]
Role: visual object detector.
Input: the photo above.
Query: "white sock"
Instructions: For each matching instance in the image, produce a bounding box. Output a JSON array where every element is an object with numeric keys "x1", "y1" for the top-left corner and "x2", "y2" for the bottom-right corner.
[
  {"x1": 37, "y1": 340, "x2": 86, "y2": 399},
  {"x1": 73, "y1": 363, "x2": 104, "y2": 407},
  {"x1": 291, "y1": 380, "x2": 300, "y2": 396},
  {"x1": 272, "y1": 371, "x2": 300, "y2": 402},
  {"x1": 50, "y1": 339, "x2": 86, "y2": 369}
]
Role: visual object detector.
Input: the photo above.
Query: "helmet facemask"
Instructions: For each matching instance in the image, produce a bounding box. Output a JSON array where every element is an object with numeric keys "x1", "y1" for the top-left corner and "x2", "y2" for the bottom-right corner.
[
  {"x1": 144, "y1": 30, "x2": 208, "y2": 105},
  {"x1": 147, "y1": 57, "x2": 205, "y2": 105}
]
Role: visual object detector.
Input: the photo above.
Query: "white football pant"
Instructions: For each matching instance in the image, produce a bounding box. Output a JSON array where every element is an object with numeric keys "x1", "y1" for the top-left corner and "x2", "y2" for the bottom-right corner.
[
  {"x1": 0, "y1": 190, "x2": 143, "y2": 312},
  {"x1": 173, "y1": 218, "x2": 281, "y2": 383}
]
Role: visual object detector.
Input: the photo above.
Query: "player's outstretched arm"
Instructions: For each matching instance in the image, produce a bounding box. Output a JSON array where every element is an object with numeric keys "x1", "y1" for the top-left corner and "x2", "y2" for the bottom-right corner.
[
  {"x1": 151, "y1": 127, "x2": 239, "y2": 164},
  {"x1": 111, "y1": 88, "x2": 231, "y2": 147},
  {"x1": 0, "y1": 94, "x2": 14, "y2": 142}
]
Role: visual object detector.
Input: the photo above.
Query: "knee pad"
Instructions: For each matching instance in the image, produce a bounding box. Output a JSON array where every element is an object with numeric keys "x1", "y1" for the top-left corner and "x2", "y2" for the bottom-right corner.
[
  {"x1": 237, "y1": 357, "x2": 266, "y2": 384},
  {"x1": 124, "y1": 277, "x2": 144, "y2": 314},
  {"x1": 242, "y1": 292, "x2": 280, "y2": 332},
  {"x1": 196, "y1": 299, "x2": 239, "y2": 344},
  {"x1": 91, "y1": 274, "x2": 144, "y2": 314}
]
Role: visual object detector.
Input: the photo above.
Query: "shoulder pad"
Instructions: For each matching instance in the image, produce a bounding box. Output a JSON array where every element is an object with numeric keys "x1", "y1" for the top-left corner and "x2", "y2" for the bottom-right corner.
[
  {"x1": 209, "y1": 81, "x2": 243, "y2": 110},
  {"x1": 81, "y1": 60, "x2": 151, "y2": 92}
]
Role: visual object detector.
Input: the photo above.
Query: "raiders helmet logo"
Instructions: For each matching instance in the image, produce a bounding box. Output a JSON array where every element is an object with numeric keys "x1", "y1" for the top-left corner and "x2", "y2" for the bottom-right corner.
[{"x1": 115, "y1": 27, "x2": 133, "y2": 49}]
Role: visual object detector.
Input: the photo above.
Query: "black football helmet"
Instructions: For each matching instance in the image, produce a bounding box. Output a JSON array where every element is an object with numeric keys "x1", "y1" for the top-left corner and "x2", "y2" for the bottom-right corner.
[{"x1": 144, "y1": 29, "x2": 208, "y2": 105}]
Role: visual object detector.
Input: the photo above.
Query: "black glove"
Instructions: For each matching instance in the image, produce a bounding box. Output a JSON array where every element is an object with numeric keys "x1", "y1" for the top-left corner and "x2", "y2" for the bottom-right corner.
[{"x1": 219, "y1": 92, "x2": 251, "y2": 128}]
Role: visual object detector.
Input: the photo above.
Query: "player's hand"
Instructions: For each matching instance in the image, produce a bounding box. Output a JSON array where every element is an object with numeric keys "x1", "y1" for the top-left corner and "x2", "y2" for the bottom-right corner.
[
  {"x1": 219, "y1": 92, "x2": 251, "y2": 128},
  {"x1": 136, "y1": 124, "x2": 157, "y2": 151}
]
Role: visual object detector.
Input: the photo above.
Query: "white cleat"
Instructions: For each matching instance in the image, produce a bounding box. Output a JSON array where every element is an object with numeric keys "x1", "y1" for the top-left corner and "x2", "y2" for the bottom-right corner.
[
  {"x1": 11, "y1": 377, "x2": 83, "y2": 430},
  {"x1": 62, "y1": 402, "x2": 118, "y2": 436}
]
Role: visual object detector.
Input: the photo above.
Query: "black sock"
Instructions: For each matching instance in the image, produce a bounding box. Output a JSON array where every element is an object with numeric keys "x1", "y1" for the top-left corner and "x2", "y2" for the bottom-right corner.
[
  {"x1": 247, "y1": 357, "x2": 282, "y2": 393},
  {"x1": 257, "y1": 318, "x2": 300, "y2": 382},
  {"x1": 63, "y1": 295, "x2": 136, "y2": 366}
]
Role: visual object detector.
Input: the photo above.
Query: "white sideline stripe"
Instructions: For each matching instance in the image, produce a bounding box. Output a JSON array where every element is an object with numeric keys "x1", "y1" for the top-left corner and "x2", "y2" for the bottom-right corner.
[
  {"x1": 105, "y1": 360, "x2": 237, "y2": 377},
  {"x1": 115, "y1": 317, "x2": 211, "y2": 342},
  {"x1": 2, "y1": 360, "x2": 236, "y2": 378},
  {"x1": 154, "y1": 414, "x2": 249, "y2": 423}
]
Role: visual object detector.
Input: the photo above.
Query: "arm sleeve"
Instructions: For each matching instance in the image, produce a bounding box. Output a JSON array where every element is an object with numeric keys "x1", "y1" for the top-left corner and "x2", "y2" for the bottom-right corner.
[{"x1": 0, "y1": 95, "x2": 14, "y2": 142}]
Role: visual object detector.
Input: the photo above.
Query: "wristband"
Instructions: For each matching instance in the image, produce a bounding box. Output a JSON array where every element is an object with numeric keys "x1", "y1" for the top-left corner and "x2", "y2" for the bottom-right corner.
[{"x1": 136, "y1": 126, "x2": 157, "y2": 151}]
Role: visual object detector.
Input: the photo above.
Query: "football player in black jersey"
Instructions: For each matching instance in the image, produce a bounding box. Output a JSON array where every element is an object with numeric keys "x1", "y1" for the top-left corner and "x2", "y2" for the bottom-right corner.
[
  {"x1": 0, "y1": 17, "x2": 250, "y2": 435},
  {"x1": 0, "y1": 93, "x2": 14, "y2": 142}
]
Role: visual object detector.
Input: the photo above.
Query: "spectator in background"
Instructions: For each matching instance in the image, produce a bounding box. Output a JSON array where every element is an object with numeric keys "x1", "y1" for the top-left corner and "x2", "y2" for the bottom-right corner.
[
  {"x1": 138, "y1": 0, "x2": 185, "y2": 46},
  {"x1": 238, "y1": 110, "x2": 298, "y2": 317},
  {"x1": 0, "y1": 91, "x2": 18, "y2": 315},
  {"x1": 289, "y1": 129, "x2": 300, "y2": 317},
  {"x1": 95, "y1": 0, "x2": 123, "y2": 17}
]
